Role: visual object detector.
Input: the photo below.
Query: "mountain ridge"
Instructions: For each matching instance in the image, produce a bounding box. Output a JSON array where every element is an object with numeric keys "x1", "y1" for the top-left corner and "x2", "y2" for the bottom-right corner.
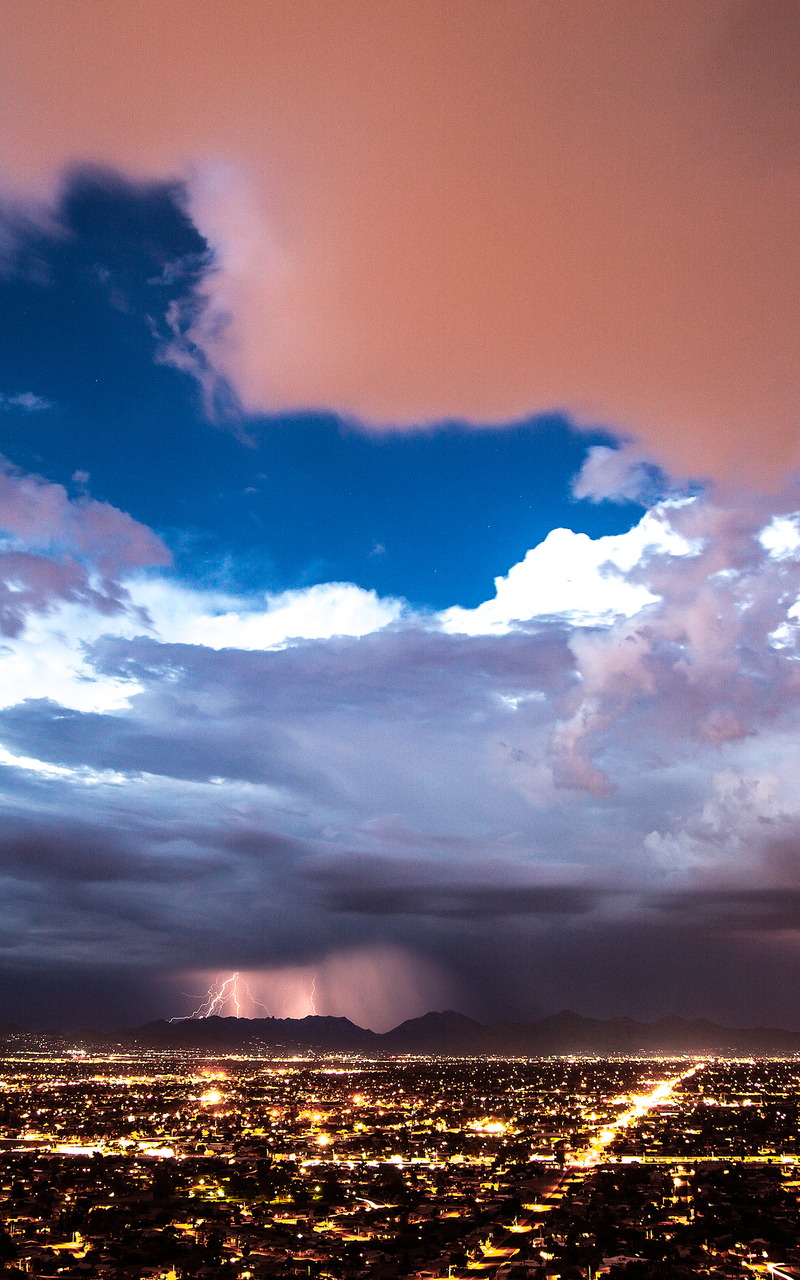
[
  {"x1": 105, "y1": 1008, "x2": 800, "y2": 1056},
  {"x1": 4, "y1": 1009, "x2": 800, "y2": 1056}
]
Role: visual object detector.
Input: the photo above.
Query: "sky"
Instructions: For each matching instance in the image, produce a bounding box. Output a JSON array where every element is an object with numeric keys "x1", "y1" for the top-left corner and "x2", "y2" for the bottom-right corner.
[{"x1": 1, "y1": 4, "x2": 800, "y2": 1031}]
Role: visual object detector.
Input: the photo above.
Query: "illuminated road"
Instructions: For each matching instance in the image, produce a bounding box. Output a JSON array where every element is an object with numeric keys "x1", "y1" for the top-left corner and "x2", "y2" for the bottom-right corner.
[
  {"x1": 575, "y1": 1063, "x2": 704, "y2": 1167},
  {"x1": 483, "y1": 1064, "x2": 706, "y2": 1273}
]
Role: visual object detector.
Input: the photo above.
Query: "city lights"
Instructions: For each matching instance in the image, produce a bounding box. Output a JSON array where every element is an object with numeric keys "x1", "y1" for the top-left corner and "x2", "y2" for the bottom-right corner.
[{"x1": 0, "y1": 1049, "x2": 797, "y2": 1280}]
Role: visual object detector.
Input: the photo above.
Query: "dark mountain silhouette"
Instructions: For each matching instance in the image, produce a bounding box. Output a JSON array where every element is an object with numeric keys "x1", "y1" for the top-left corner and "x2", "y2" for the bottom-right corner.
[
  {"x1": 3, "y1": 1009, "x2": 799, "y2": 1055},
  {"x1": 380, "y1": 1010, "x2": 486, "y2": 1054},
  {"x1": 133, "y1": 1014, "x2": 379, "y2": 1051},
  {"x1": 91, "y1": 1008, "x2": 800, "y2": 1056}
]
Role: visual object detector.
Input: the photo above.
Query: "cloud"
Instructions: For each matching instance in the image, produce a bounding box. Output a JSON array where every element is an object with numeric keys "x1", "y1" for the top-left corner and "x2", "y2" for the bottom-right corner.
[
  {"x1": 440, "y1": 507, "x2": 697, "y2": 634},
  {"x1": 0, "y1": 393, "x2": 52, "y2": 412},
  {"x1": 127, "y1": 578, "x2": 403, "y2": 650},
  {"x1": 4, "y1": 4, "x2": 800, "y2": 478},
  {"x1": 648, "y1": 887, "x2": 800, "y2": 934},
  {"x1": 0, "y1": 459, "x2": 170, "y2": 637},
  {"x1": 0, "y1": 577, "x2": 406, "y2": 716},
  {"x1": 0, "y1": 461, "x2": 163, "y2": 563},
  {"x1": 170, "y1": 162, "x2": 285, "y2": 427},
  {"x1": 0, "y1": 814, "x2": 229, "y2": 884},
  {"x1": 571, "y1": 443, "x2": 671, "y2": 505},
  {"x1": 318, "y1": 879, "x2": 604, "y2": 920},
  {"x1": 5, "y1": 480, "x2": 800, "y2": 1024},
  {"x1": 0, "y1": 451, "x2": 401, "y2": 706}
]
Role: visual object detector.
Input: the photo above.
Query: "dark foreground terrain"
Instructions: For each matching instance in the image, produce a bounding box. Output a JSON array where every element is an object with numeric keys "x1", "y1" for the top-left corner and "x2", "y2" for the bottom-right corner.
[{"x1": 0, "y1": 1050, "x2": 797, "y2": 1280}]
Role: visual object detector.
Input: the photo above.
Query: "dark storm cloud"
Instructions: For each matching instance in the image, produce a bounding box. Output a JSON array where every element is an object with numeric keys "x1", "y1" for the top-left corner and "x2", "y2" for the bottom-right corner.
[
  {"x1": 0, "y1": 784, "x2": 330, "y2": 991},
  {"x1": 648, "y1": 888, "x2": 800, "y2": 933},
  {"x1": 307, "y1": 853, "x2": 604, "y2": 920},
  {"x1": 214, "y1": 829, "x2": 310, "y2": 859},
  {"x1": 318, "y1": 881, "x2": 603, "y2": 919},
  {"x1": 3, "y1": 485, "x2": 800, "y2": 1029},
  {"x1": 0, "y1": 814, "x2": 231, "y2": 884},
  {"x1": 428, "y1": 917, "x2": 800, "y2": 1031}
]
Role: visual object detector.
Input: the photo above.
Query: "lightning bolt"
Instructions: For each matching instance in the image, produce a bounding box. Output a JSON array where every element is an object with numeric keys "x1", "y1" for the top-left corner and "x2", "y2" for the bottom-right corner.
[
  {"x1": 170, "y1": 971, "x2": 243, "y2": 1020},
  {"x1": 243, "y1": 980, "x2": 270, "y2": 1017},
  {"x1": 309, "y1": 971, "x2": 317, "y2": 1016}
]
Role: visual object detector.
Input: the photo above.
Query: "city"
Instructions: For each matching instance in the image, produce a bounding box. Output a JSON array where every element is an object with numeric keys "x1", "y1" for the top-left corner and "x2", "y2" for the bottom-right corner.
[{"x1": 0, "y1": 1049, "x2": 798, "y2": 1280}]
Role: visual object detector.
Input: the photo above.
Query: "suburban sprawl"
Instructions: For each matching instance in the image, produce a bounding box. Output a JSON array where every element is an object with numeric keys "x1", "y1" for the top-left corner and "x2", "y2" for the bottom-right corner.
[{"x1": 0, "y1": 1048, "x2": 799, "y2": 1280}]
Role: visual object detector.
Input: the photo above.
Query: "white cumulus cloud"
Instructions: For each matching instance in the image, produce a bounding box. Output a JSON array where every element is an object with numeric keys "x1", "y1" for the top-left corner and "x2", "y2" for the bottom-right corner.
[{"x1": 440, "y1": 505, "x2": 699, "y2": 634}]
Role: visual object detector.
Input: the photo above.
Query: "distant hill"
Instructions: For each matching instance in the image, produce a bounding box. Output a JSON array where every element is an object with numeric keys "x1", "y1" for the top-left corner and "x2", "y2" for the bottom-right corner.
[
  {"x1": 4, "y1": 1008, "x2": 799, "y2": 1055},
  {"x1": 132, "y1": 1014, "x2": 379, "y2": 1051},
  {"x1": 97, "y1": 1008, "x2": 800, "y2": 1057}
]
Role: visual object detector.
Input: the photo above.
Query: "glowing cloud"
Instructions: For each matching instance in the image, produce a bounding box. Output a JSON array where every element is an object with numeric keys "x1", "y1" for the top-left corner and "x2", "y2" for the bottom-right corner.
[{"x1": 2, "y1": 2, "x2": 800, "y2": 478}]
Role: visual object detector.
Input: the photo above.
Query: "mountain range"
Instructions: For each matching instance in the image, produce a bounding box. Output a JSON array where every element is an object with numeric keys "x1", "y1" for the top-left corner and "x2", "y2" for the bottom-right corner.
[{"x1": 47, "y1": 1008, "x2": 800, "y2": 1056}]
